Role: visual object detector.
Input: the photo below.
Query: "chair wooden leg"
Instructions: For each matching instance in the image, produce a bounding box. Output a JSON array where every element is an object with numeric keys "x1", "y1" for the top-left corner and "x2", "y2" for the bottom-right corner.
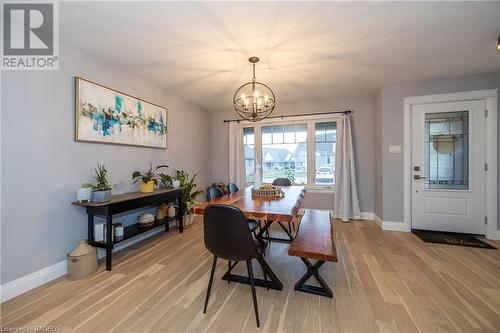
[
  {"x1": 204, "y1": 256, "x2": 218, "y2": 313},
  {"x1": 227, "y1": 261, "x2": 231, "y2": 283},
  {"x1": 246, "y1": 259, "x2": 260, "y2": 327}
]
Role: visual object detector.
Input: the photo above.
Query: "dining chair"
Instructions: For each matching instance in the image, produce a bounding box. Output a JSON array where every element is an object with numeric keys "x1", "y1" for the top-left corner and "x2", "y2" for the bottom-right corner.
[
  {"x1": 208, "y1": 186, "x2": 224, "y2": 200},
  {"x1": 227, "y1": 183, "x2": 239, "y2": 193},
  {"x1": 271, "y1": 178, "x2": 295, "y2": 235},
  {"x1": 208, "y1": 186, "x2": 260, "y2": 236},
  {"x1": 203, "y1": 204, "x2": 269, "y2": 327},
  {"x1": 272, "y1": 178, "x2": 292, "y2": 186}
]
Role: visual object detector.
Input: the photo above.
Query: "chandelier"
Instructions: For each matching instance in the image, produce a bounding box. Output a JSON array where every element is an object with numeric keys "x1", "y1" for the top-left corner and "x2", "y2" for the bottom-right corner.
[{"x1": 233, "y1": 57, "x2": 276, "y2": 122}]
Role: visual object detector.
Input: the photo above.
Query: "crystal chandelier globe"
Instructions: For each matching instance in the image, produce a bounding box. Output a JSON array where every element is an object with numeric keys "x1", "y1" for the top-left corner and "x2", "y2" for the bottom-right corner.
[{"x1": 233, "y1": 57, "x2": 276, "y2": 122}]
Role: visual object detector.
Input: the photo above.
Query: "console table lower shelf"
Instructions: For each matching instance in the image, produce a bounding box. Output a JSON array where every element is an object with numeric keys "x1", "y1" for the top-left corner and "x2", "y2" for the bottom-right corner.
[{"x1": 72, "y1": 188, "x2": 184, "y2": 271}]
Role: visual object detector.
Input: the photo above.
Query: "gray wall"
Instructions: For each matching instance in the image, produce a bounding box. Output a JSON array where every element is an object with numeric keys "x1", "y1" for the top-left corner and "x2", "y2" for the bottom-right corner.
[
  {"x1": 0, "y1": 43, "x2": 212, "y2": 284},
  {"x1": 374, "y1": 88, "x2": 383, "y2": 219},
  {"x1": 210, "y1": 96, "x2": 375, "y2": 213},
  {"x1": 378, "y1": 71, "x2": 500, "y2": 223}
]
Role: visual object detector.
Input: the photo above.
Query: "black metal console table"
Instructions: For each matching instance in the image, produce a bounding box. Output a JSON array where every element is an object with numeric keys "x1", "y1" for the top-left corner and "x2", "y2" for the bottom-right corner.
[{"x1": 72, "y1": 188, "x2": 183, "y2": 270}]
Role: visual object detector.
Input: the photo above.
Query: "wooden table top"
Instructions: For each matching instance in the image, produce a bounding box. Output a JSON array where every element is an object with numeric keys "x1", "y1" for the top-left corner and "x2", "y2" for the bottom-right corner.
[
  {"x1": 191, "y1": 186, "x2": 306, "y2": 222},
  {"x1": 288, "y1": 209, "x2": 337, "y2": 262}
]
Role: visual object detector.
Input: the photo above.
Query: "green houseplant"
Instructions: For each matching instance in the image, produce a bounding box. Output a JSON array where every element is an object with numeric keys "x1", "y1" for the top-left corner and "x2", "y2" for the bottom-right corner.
[
  {"x1": 132, "y1": 163, "x2": 168, "y2": 193},
  {"x1": 161, "y1": 170, "x2": 203, "y2": 226},
  {"x1": 83, "y1": 164, "x2": 113, "y2": 203}
]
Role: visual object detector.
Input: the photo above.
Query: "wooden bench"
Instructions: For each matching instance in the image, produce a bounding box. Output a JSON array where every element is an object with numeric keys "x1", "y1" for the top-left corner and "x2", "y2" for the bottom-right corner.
[{"x1": 288, "y1": 209, "x2": 337, "y2": 297}]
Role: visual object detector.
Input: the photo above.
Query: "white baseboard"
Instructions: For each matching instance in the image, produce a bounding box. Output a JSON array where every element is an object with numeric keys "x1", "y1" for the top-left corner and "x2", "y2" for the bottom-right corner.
[
  {"x1": 0, "y1": 260, "x2": 67, "y2": 303},
  {"x1": 0, "y1": 224, "x2": 173, "y2": 303},
  {"x1": 298, "y1": 209, "x2": 374, "y2": 221},
  {"x1": 383, "y1": 221, "x2": 411, "y2": 232},
  {"x1": 373, "y1": 214, "x2": 410, "y2": 232},
  {"x1": 360, "y1": 212, "x2": 374, "y2": 220},
  {"x1": 486, "y1": 230, "x2": 500, "y2": 240}
]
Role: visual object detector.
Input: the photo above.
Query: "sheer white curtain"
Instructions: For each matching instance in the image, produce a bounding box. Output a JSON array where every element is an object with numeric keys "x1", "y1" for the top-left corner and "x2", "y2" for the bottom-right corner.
[
  {"x1": 333, "y1": 114, "x2": 360, "y2": 222},
  {"x1": 228, "y1": 122, "x2": 246, "y2": 189}
]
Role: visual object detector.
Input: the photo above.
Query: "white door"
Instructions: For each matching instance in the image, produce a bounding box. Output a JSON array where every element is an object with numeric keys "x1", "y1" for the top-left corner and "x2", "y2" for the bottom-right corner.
[{"x1": 411, "y1": 100, "x2": 486, "y2": 234}]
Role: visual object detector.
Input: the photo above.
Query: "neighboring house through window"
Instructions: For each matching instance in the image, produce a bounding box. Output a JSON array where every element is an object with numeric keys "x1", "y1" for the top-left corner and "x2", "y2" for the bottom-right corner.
[{"x1": 242, "y1": 115, "x2": 338, "y2": 189}]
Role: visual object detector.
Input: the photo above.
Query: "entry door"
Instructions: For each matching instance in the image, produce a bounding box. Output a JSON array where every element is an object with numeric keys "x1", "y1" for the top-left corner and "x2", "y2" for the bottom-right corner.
[{"x1": 411, "y1": 100, "x2": 486, "y2": 234}]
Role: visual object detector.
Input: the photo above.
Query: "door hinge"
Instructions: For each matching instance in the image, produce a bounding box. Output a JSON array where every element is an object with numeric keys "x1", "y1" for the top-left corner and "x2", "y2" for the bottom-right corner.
[
  {"x1": 485, "y1": 110, "x2": 488, "y2": 118},
  {"x1": 485, "y1": 163, "x2": 488, "y2": 171},
  {"x1": 485, "y1": 216, "x2": 488, "y2": 225}
]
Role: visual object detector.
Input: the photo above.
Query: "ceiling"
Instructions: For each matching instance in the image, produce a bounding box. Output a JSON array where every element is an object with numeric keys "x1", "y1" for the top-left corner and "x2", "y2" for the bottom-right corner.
[{"x1": 60, "y1": 1, "x2": 500, "y2": 112}]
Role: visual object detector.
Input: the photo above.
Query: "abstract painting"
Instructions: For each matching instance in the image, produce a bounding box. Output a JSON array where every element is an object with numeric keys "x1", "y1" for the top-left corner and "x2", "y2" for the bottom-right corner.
[{"x1": 75, "y1": 77, "x2": 167, "y2": 148}]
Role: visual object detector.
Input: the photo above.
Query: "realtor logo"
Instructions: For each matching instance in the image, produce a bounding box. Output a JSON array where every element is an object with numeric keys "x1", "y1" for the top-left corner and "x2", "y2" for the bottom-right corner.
[{"x1": 2, "y1": 1, "x2": 59, "y2": 70}]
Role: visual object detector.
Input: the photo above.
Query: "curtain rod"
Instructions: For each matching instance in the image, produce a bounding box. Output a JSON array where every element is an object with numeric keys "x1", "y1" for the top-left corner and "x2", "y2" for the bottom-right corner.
[{"x1": 223, "y1": 109, "x2": 351, "y2": 123}]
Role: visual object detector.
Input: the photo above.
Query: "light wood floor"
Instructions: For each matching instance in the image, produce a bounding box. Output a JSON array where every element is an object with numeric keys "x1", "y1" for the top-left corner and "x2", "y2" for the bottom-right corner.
[{"x1": 2, "y1": 219, "x2": 500, "y2": 333}]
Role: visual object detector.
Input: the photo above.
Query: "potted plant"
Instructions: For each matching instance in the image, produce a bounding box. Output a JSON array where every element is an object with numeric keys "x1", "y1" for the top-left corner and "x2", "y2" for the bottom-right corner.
[
  {"x1": 162, "y1": 170, "x2": 204, "y2": 226},
  {"x1": 160, "y1": 173, "x2": 180, "y2": 188},
  {"x1": 83, "y1": 164, "x2": 113, "y2": 203},
  {"x1": 76, "y1": 184, "x2": 93, "y2": 202},
  {"x1": 132, "y1": 163, "x2": 168, "y2": 193}
]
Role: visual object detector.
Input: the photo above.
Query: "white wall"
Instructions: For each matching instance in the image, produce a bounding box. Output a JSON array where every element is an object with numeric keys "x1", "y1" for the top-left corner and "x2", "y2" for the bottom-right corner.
[
  {"x1": 0, "y1": 43, "x2": 212, "y2": 285},
  {"x1": 210, "y1": 96, "x2": 375, "y2": 213}
]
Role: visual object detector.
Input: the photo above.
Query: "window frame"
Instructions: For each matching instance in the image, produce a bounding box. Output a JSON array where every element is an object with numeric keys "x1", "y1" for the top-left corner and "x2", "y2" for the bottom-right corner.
[{"x1": 242, "y1": 113, "x2": 340, "y2": 191}]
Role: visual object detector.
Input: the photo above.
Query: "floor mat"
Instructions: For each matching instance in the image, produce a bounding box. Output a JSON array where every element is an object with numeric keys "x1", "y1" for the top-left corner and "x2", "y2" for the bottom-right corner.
[{"x1": 412, "y1": 229, "x2": 496, "y2": 249}]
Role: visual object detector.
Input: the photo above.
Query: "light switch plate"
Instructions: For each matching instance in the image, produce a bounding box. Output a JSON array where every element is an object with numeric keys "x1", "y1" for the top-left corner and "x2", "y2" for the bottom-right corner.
[{"x1": 389, "y1": 145, "x2": 402, "y2": 153}]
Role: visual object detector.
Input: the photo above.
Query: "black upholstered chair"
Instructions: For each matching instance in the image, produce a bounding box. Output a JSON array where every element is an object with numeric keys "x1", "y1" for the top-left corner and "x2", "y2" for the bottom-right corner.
[
  {"x1": 227, "y1": 182, "x2": 239, "y2": 193},
  {"x1": 203, "y1": 204, "x2": 269, "y2": 327},
  {"x1": 272, "y1": 177, "x2": 292, "y2": 186},
  {"x1": 208, "y1": 185, "x2": 259, "y2": 235},
  {"x1": 208, "y1": 186, "x2": 224, "y2": 200}
]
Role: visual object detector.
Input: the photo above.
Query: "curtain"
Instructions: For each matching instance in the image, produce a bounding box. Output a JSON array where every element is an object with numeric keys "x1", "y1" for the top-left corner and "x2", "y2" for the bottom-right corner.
[
  {"x1": 333, "y1": 114, "x2": 360, "y2": 222},
  {"x1": 228, "y1": 122, "x2": 246, "y2": 189}
]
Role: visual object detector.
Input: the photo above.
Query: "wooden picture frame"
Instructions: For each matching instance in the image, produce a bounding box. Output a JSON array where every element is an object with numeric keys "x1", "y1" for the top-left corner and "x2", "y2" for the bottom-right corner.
[{"x1": 75, "y1": 77, "x2": 167, "y2": 149}]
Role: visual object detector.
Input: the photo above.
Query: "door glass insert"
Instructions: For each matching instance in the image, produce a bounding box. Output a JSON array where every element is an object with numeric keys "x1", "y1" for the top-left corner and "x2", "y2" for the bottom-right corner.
[{"x1": 424, "y1": 111, "x2": 469, "y2": 190}]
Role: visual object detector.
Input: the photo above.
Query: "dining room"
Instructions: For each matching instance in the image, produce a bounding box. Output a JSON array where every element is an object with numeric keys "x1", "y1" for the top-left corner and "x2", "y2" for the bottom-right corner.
[{"x1": 1, "y1": 1, "x2": 500, "y2": 333}]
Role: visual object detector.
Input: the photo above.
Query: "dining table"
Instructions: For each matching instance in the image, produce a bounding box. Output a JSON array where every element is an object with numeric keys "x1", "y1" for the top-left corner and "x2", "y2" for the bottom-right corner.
[{"x1": 191, "y1": 185, "x2": 306, "y2": 290}]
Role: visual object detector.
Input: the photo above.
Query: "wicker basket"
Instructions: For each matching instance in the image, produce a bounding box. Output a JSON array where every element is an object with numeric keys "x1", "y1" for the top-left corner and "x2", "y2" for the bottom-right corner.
[{"x1": 251, "y1": 186, "x2": 284, "y2": 198}]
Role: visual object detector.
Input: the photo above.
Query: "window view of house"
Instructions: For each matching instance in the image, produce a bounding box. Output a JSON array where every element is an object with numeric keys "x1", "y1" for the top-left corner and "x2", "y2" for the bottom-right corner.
[
  {"x1": 315, "y1": 122, "x2": 336, "y2": 185},
  {"x1": 243, "y1": 127, "x2": 255, "y2": 184},
  {"x1": 262, "y1": 124, "x2": 307, "y2": 184}
]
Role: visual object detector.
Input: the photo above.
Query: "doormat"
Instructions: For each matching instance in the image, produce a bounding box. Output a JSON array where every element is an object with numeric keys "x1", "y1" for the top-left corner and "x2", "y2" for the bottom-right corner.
[{"x1": 412, "y1": 229, "x2": 496, "y2": 249}]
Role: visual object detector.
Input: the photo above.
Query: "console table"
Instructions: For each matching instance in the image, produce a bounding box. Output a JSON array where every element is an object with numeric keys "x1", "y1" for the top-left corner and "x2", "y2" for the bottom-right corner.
[{"x1": 72, "y1": 188, "x2": 183, "y2": 270}]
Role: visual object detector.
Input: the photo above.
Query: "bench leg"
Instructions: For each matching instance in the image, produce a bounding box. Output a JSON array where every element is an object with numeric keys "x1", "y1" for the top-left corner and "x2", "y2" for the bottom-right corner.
[{"x1": 294, "y1": 257, "x2": 333, "y2": 298}]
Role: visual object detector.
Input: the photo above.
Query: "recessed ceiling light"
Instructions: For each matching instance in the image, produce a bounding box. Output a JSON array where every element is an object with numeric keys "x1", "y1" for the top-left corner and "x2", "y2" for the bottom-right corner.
[{"x1": 497, "y1": 36, "x2": 500, "y2": 50}]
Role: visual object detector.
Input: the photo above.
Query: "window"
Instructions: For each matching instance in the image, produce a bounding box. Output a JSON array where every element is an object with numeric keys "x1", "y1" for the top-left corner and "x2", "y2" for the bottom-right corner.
[
  {"x1": 261, "y1": 124, "x2": 307, "y2": 184},
  {"x1": 243, "y1": 127, "x2": 255, "y2": 184},
  {"x1": 315, "y1": 122, "x2": 336, "y2": 185},
  {"x1": 242, "y1": 115, "x2": 337, "y2": 189}
]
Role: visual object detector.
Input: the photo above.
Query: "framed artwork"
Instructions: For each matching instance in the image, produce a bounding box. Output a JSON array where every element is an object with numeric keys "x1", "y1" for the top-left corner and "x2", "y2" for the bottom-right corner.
[{"x1": 75, "y1": 77, "x2": 167, "y2": 149}]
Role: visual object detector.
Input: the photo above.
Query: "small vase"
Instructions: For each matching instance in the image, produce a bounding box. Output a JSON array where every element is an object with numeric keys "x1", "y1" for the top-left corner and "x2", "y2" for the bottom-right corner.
[
  {"x1": 140, "y1": 181, "x2": 155, "y2": 193},
  {"x1": 91, "y1": 190, "x2": 112, "y2": 203},
  {"x1": 172, "y1": 180, "x2": 181, "y2": 189}
]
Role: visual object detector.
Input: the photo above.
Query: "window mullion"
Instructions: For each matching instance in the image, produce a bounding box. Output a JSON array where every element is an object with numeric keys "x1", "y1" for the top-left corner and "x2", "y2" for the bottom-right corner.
[
  {"x1": 307, "y1": 121, "x2": 315, "y2": 186},
  {"x1": 255, "y1": 125, "x2": 262, "y2": 182}
]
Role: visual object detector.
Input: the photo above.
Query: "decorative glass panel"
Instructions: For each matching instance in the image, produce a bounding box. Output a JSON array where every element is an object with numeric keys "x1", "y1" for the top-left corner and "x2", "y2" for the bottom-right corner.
[{"x1": 425, "y1": 111, "x2": 469, "y2": 190}]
